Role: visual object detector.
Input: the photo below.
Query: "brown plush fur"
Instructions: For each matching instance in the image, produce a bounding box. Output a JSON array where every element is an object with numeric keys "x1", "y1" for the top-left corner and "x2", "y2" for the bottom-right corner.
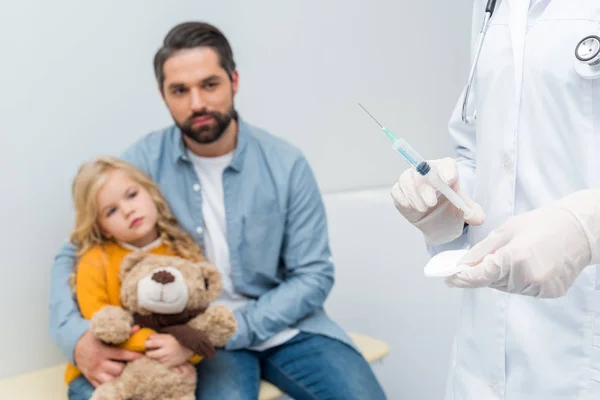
[
  {"x1": 91, "y1": 357, "x2": 196, "y2": 400},
  {"x1": 90, "y1": 252, "x2": 237, "y2": 400}
]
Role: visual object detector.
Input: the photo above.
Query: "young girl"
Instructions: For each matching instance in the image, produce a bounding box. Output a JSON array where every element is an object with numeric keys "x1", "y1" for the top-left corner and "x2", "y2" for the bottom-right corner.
[{"x1": 65, "y1": 156, "x2": 205, "y2": 399}]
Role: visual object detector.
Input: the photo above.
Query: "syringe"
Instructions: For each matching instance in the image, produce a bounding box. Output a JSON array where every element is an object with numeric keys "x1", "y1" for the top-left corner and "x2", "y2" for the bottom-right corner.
[{"x1": 359, "y1": 103, "x2": 474, "y2": 219}]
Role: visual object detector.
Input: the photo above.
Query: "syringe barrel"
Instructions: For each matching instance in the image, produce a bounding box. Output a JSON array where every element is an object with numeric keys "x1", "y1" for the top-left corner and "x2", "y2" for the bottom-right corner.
[
  {"x1": 392, "y1": 138, "x2": 425, "y2": 168},
  {"x1": 425, "y1": 170, "x2": 474, "y2": 219}
]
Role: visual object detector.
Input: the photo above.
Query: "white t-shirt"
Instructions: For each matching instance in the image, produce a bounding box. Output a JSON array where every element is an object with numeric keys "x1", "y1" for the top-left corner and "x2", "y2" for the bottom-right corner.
[{"x1": 188, "y1": 150, "x2": 298, "y2": 351}]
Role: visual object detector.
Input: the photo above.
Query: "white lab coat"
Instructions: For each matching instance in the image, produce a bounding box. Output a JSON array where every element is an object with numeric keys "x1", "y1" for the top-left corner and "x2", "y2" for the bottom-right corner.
[{"x1": 435, "y1": 0, "x2": 600, "y2": 398}]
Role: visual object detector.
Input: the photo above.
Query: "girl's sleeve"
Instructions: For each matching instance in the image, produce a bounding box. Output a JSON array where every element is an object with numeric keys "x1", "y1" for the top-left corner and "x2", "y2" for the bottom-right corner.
[{"x1": 75, "y1": 249, "x2": 154, "y2": 351}]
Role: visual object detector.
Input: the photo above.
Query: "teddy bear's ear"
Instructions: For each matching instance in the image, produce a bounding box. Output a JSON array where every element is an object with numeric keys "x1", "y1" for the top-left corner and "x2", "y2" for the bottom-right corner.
[
  {"x1": 200, "y1": 262, "x2": 222, "y2": 301},
  {"x1": 120, "y1": 251, "x2": 148, "y2": 280}
]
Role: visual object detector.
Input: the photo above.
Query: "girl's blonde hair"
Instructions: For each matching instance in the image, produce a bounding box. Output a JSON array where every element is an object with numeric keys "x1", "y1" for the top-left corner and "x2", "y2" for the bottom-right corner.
[{"x1": 70, "y1": 156, "x2": 204, "y2": 262}]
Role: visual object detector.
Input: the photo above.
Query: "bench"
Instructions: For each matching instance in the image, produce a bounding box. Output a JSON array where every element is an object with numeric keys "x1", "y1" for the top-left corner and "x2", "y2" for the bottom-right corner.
[{"x1": 0, "y1": 332, "x2": 389, "y2": 400}]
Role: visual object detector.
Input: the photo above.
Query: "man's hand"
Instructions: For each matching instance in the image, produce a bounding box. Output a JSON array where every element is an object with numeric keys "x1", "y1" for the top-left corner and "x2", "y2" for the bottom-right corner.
[
  {"x1": 145, "y1": 334, "x2": 194, "y2": 368},
  {"x1": 74, "y1": 329, "x2": 142, "y2": 387}
]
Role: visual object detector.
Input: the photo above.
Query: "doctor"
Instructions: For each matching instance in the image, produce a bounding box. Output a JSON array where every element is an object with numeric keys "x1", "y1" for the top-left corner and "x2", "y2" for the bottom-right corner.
[{"x1": 392, "y1": 0, "x2": 600, "y2": 398}]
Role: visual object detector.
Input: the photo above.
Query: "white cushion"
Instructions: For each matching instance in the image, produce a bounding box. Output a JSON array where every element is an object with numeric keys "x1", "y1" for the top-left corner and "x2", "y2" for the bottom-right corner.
[{"x1": 0, "y1": 332, "x2": 389, "y2": 400}]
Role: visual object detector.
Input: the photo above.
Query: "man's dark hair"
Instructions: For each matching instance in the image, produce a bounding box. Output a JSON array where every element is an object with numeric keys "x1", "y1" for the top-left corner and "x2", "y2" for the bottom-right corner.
[{"x1": 153, "y1": 22, "x2": 236, "y2": 90}]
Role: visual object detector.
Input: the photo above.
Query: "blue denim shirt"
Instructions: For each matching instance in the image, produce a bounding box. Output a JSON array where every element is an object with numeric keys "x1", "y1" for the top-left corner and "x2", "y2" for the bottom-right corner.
[{"x1": 49, "y1": 118, "x2": 352, "y2": 362}]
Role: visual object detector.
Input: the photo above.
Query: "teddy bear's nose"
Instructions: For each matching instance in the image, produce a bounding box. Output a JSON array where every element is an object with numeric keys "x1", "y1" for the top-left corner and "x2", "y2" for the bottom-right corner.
[{"x1": 152, "y1": 270, "x2": 175, "y2": 284}]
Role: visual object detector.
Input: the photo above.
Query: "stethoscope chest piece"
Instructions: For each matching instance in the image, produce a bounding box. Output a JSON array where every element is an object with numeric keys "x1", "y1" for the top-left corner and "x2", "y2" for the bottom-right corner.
[{"x1": 574, "y1": 35, "x2": 600, "y2": 79}]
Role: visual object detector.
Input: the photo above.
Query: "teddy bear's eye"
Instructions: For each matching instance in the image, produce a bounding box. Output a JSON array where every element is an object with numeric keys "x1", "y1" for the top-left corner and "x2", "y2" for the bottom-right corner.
[{"x1": 204, "y1": 278, "x2": 210, "y2": 289}]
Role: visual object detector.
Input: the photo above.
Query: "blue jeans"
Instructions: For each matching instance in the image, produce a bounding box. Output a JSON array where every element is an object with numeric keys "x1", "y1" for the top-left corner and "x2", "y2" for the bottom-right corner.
[
  {"x1": 195, "y1": 332, "x2": 386, "y2": 400},
  {"x1": 67, "y1": 374, "x2": 95, "y2": 400},
  {"x1": 68, "y1": 332, "x2": 386, "y2": 400}
]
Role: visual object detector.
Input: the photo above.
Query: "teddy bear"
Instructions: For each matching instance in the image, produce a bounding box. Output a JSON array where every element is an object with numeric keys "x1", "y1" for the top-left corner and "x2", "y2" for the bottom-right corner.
[{"x1": 89, "y1": 252, "x2": 237, "y2": 400}]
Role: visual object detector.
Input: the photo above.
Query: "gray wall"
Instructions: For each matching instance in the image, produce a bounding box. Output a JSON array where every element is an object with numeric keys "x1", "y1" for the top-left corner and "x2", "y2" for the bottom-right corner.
[{"x1": 0, "y1": 0, "x2": 473, "y2": 398}]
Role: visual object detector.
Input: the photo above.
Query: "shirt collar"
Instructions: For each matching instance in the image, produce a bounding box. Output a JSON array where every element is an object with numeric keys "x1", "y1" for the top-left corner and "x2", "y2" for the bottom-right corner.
[
  {"x1": 171, "y1": 116, "x2": 250, "y2": 173},
  {"x1": 119, "y1": 237, "x2": 162, "y2": 252}
]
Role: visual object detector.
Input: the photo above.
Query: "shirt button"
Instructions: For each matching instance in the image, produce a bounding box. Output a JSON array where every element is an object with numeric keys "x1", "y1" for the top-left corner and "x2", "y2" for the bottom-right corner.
[
  {"x1": 196, "y1": 226, "x2": 204, "y2": 234},
  {"x1": 193, "y1": 184, "x2": 200, "y2": 192}
]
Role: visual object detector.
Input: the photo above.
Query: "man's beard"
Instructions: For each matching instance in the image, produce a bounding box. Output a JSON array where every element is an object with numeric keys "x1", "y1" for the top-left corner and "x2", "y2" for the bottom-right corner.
[{"x1": 177, "y1": 105, "x2": 236, "y2": 145}]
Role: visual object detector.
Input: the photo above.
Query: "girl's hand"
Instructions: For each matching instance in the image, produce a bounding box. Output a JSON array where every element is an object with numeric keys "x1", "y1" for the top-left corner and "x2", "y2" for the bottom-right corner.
[{"x1": 145, "y1": 333, "x2": 194, "y2": 368}]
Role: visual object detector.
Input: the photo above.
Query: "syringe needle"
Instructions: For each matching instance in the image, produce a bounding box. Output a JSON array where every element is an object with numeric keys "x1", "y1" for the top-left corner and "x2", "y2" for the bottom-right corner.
[
  {"x1": 357, "y1": 101, "x2": 474, "y2": 219},
  {"x1": 358, "y1": 103, "x2": 383, "y2": 128}
]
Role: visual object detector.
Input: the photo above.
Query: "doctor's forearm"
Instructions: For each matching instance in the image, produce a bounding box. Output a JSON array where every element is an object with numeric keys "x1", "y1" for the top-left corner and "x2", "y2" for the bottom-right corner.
[
  {"x1": 426, "y1": 225, "x2": 470, "y2": 256},
  {"x1": 558, "y1": 189, "x2": 600, "y2": 265}
]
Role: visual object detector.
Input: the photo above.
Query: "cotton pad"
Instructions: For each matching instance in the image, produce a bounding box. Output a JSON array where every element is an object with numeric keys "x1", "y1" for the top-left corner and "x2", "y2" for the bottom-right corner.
[{"x1": 424, "y1": 249, "x2": 471, "y2": 277}]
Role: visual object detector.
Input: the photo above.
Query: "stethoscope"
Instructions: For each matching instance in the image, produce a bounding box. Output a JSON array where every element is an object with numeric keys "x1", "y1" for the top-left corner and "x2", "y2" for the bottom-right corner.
[
  {"x1": 574, "y1": 35, "x2": 600, "y2": 80},
  {"x1": 461, "y1": 0, "x2": 497, "y2": 124},
  {"x1": 461, "y1": 0, "x2": 600, "y2": 125}
]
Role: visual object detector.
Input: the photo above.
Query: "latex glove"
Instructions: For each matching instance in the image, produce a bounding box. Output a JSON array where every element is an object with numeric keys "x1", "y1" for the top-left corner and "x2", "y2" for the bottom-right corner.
[
  {"x1": 391, "y1": 157, "x2": 485, "y2": 245},
  {"x1": 446, "y1": 190, "x2": 600, "y2": 298}
]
